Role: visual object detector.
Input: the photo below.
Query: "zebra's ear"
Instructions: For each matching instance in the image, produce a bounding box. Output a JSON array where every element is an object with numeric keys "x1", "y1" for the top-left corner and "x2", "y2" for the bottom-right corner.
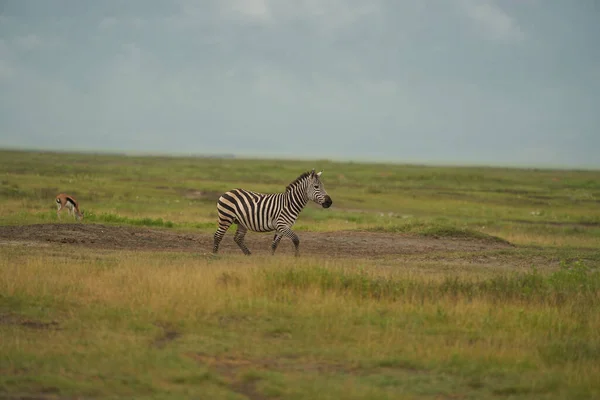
[
  {"x1": 310, "y1": 169, "x2": 316, "y2": 176},
  {"x1": 316, "y1": 171, "x2": 323, "y2": 177}
]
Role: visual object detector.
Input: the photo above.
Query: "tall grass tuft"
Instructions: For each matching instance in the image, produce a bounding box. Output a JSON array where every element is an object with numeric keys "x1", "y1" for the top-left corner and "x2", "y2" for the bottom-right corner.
[{"x1": 260, "y1": 261, "x2": 600, "y2": 306}]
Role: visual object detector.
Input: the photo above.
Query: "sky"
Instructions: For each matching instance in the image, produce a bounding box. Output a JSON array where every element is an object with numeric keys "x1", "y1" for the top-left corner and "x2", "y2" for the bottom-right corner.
[{"x1": 0, "y1": 1, "x2": 599, "y2": 168}]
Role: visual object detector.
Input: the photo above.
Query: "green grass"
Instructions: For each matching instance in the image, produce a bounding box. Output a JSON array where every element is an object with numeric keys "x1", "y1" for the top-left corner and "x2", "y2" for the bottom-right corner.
[
  {"x1": 1, "y1": 148, "x2": 600, "y2": 245},
  {"x1": 1, "y1": 149, "x2": 600, "y2": 399},
  {"x1": 262, "y1": 259, "x2": 600, "y2": 305}
]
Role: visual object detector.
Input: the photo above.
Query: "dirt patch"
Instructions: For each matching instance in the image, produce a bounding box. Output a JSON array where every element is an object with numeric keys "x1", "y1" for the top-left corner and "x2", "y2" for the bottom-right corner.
[
  {"x1": 188, "y1": 352, "x2": 360, "y2": 377},
  {"x1": 0, "y1": 223, "x2": 512, "y2": 258},
  {"x1": 187, "y1": 353, "x2": 274, "y2": 400},
  {"x1": 186, "y1": 352, "x2": 423, "y2": 399},
  {"x1": 0, "y1": 393, "x2": 79, "y2": 400},
  {"x1": 153, "y1": 322, "x2": 181, "y2": 348},
  {"x1": 0, "y1": 314, "x2": 60, "y2": 330},
  {"x1": 229, "y1": 380, "x2": 265, "y2": 400}
]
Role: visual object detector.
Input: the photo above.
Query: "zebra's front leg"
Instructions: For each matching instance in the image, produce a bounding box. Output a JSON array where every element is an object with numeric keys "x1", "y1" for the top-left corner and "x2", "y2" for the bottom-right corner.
[
  {"x1": 234, "y1": 225, "x2": 252, "y2": 255},
  {"x1": 275, "y1": 227, "x2": 300, "y2": 257}
]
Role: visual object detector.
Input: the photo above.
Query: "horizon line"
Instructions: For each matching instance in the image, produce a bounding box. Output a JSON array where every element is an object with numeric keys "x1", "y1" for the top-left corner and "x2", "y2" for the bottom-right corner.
[{"x1": 1, "y1": 146, "x2": 599, "y2": 172}]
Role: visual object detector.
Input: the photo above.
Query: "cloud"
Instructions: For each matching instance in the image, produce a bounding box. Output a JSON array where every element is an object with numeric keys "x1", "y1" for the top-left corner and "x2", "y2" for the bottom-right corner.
[
  {"x1": 113, "y1": 42, "x2": 143, "y2": 74},
  {"x1": 98, "y1": 15, "x2": 147, "y2": 30},
  {"x1": 0, "y1": 39, "x2": 14, "y2": 80},
  {"x1": 460, "y1": 0, "x2": 524, "y2": 42},
  {"x1": 223, "y1": 0, "x2": 271, "y2": 20},
  {"x1": 8, "y1": 34, "x2": 62, "y2": 53},
  {"x1": 13, "y1": 34, "x2": 43, "y2": 50},
  {"x1": 0, "y1": 38, "x2": 9, "y2": 56},
  {"x1": 98, "y1": 16, "x2": 118, "y2": 29},
  {"x1": 0, "y1": 60, "x2": 13, "y2": 80},
  {"x1": 0, "y1": 1, "x2": 598, "y2": 167},
  {"x1": 195, "y1": 0, "x2": 382, "y2": 33}
]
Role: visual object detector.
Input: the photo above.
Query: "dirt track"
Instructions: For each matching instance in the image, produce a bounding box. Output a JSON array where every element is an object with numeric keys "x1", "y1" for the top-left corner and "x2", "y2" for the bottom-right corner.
[{"x1": 0, "y1": 223, "x2": 512, "y2": 257}]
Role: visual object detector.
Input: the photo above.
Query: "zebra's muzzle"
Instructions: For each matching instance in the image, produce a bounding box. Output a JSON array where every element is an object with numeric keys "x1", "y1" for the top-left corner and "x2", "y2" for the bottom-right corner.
[{"x1": 322, "y1": 195, "x2": 332, "y2": 208}]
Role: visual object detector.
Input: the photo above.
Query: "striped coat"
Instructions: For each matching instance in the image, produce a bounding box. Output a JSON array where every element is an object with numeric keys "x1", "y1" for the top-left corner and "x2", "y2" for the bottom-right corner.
[{"x1": 212, "y1": 169, "x2": 332, "y2": 256}]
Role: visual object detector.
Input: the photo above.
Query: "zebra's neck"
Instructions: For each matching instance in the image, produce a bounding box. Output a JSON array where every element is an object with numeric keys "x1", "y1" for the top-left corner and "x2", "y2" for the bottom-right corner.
[{"x1": 283, "y1": 179, "x2": 309, "y2": 218}]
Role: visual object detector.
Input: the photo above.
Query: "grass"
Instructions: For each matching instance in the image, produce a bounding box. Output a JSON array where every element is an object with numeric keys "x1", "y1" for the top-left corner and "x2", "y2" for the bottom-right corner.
[
  {"x1": 1, "y1": 149, "x2": 600, "y2": 245},
  {"x1": 1, "y1": 252, "x2": 599, "y2": 399},
  {"x1": 1, "y1": 149, "x2": 600, "y2": 399},
  {"x1": 365, "y1": 221, "x2": 512, "y2": 244}
]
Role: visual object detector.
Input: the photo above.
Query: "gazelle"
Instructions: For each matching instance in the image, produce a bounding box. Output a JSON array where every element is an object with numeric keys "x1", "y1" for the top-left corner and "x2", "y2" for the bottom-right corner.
[{"x1": 55, "y1": 193, "x2": 84, "y2": 221}]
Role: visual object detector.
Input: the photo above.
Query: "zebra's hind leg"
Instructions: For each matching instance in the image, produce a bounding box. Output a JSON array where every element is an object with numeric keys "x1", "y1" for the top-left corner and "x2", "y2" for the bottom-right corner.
[
  {"x1": 213, "y1": 219, "x2": 233, "y2": 254},
  {"x1": 233, "y1": 224, "x2": 251, "y2": 255},
  {"x1": 271, "y1": 234, "x2": 283, "y2": 255}
]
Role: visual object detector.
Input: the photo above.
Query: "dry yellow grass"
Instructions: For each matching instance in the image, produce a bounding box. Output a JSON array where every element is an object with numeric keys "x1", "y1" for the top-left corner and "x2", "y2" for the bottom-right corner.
[{"x1": 2, "y1": 248, "x2": 599, "y2": 399}]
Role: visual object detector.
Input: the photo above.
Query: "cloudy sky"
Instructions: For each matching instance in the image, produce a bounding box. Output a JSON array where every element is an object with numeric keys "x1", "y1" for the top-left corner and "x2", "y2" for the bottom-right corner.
[{"x1": 1, "y1": 1, "x2": 599, "y2": 168}]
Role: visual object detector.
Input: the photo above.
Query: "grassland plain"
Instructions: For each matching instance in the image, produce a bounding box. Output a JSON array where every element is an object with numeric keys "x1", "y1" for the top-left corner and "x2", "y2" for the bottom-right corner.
[{"x1": 1, "y1": 149, "x2": 600, "y2": 399}]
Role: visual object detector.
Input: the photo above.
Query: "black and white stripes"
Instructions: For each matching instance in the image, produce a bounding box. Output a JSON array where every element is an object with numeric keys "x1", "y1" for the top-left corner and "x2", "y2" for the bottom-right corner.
[{"x1": 212, "y1": 169, "x2": 332, "y2": 256}]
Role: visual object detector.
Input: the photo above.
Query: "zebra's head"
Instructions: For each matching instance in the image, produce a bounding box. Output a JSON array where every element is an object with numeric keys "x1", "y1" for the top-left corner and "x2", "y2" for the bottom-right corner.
[{"x1": 307, "y1": 169, "x2": 332, "y2": 208}]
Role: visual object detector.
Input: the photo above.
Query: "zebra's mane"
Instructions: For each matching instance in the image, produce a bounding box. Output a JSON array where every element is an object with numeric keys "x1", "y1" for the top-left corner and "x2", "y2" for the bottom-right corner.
[{"x1": 285, "y1": 171, "x2": 312, "y2": 192}]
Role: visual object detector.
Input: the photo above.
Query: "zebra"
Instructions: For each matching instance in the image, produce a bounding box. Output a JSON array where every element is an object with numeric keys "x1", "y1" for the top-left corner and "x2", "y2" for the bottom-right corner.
[{"x1": 212, "y1": 169, "x2": 333, "y2": 256}]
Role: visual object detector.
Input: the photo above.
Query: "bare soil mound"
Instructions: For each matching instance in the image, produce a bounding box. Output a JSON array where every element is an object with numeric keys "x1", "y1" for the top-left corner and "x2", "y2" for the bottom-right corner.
[{"x1": 0, "y1": 223, "x2": 512, "y2": 257}]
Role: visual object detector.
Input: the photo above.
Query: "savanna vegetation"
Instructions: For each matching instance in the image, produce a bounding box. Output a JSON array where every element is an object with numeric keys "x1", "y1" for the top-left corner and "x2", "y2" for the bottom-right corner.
[{"x1": 1, "y1": 149, "x2": 599, "y2": 399}]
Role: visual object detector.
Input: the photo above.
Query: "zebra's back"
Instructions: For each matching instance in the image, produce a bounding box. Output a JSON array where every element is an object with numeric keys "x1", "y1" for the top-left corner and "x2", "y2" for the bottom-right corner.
[{"x1": 217, "y1": 188, "x2": 282, "y2": 232}]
